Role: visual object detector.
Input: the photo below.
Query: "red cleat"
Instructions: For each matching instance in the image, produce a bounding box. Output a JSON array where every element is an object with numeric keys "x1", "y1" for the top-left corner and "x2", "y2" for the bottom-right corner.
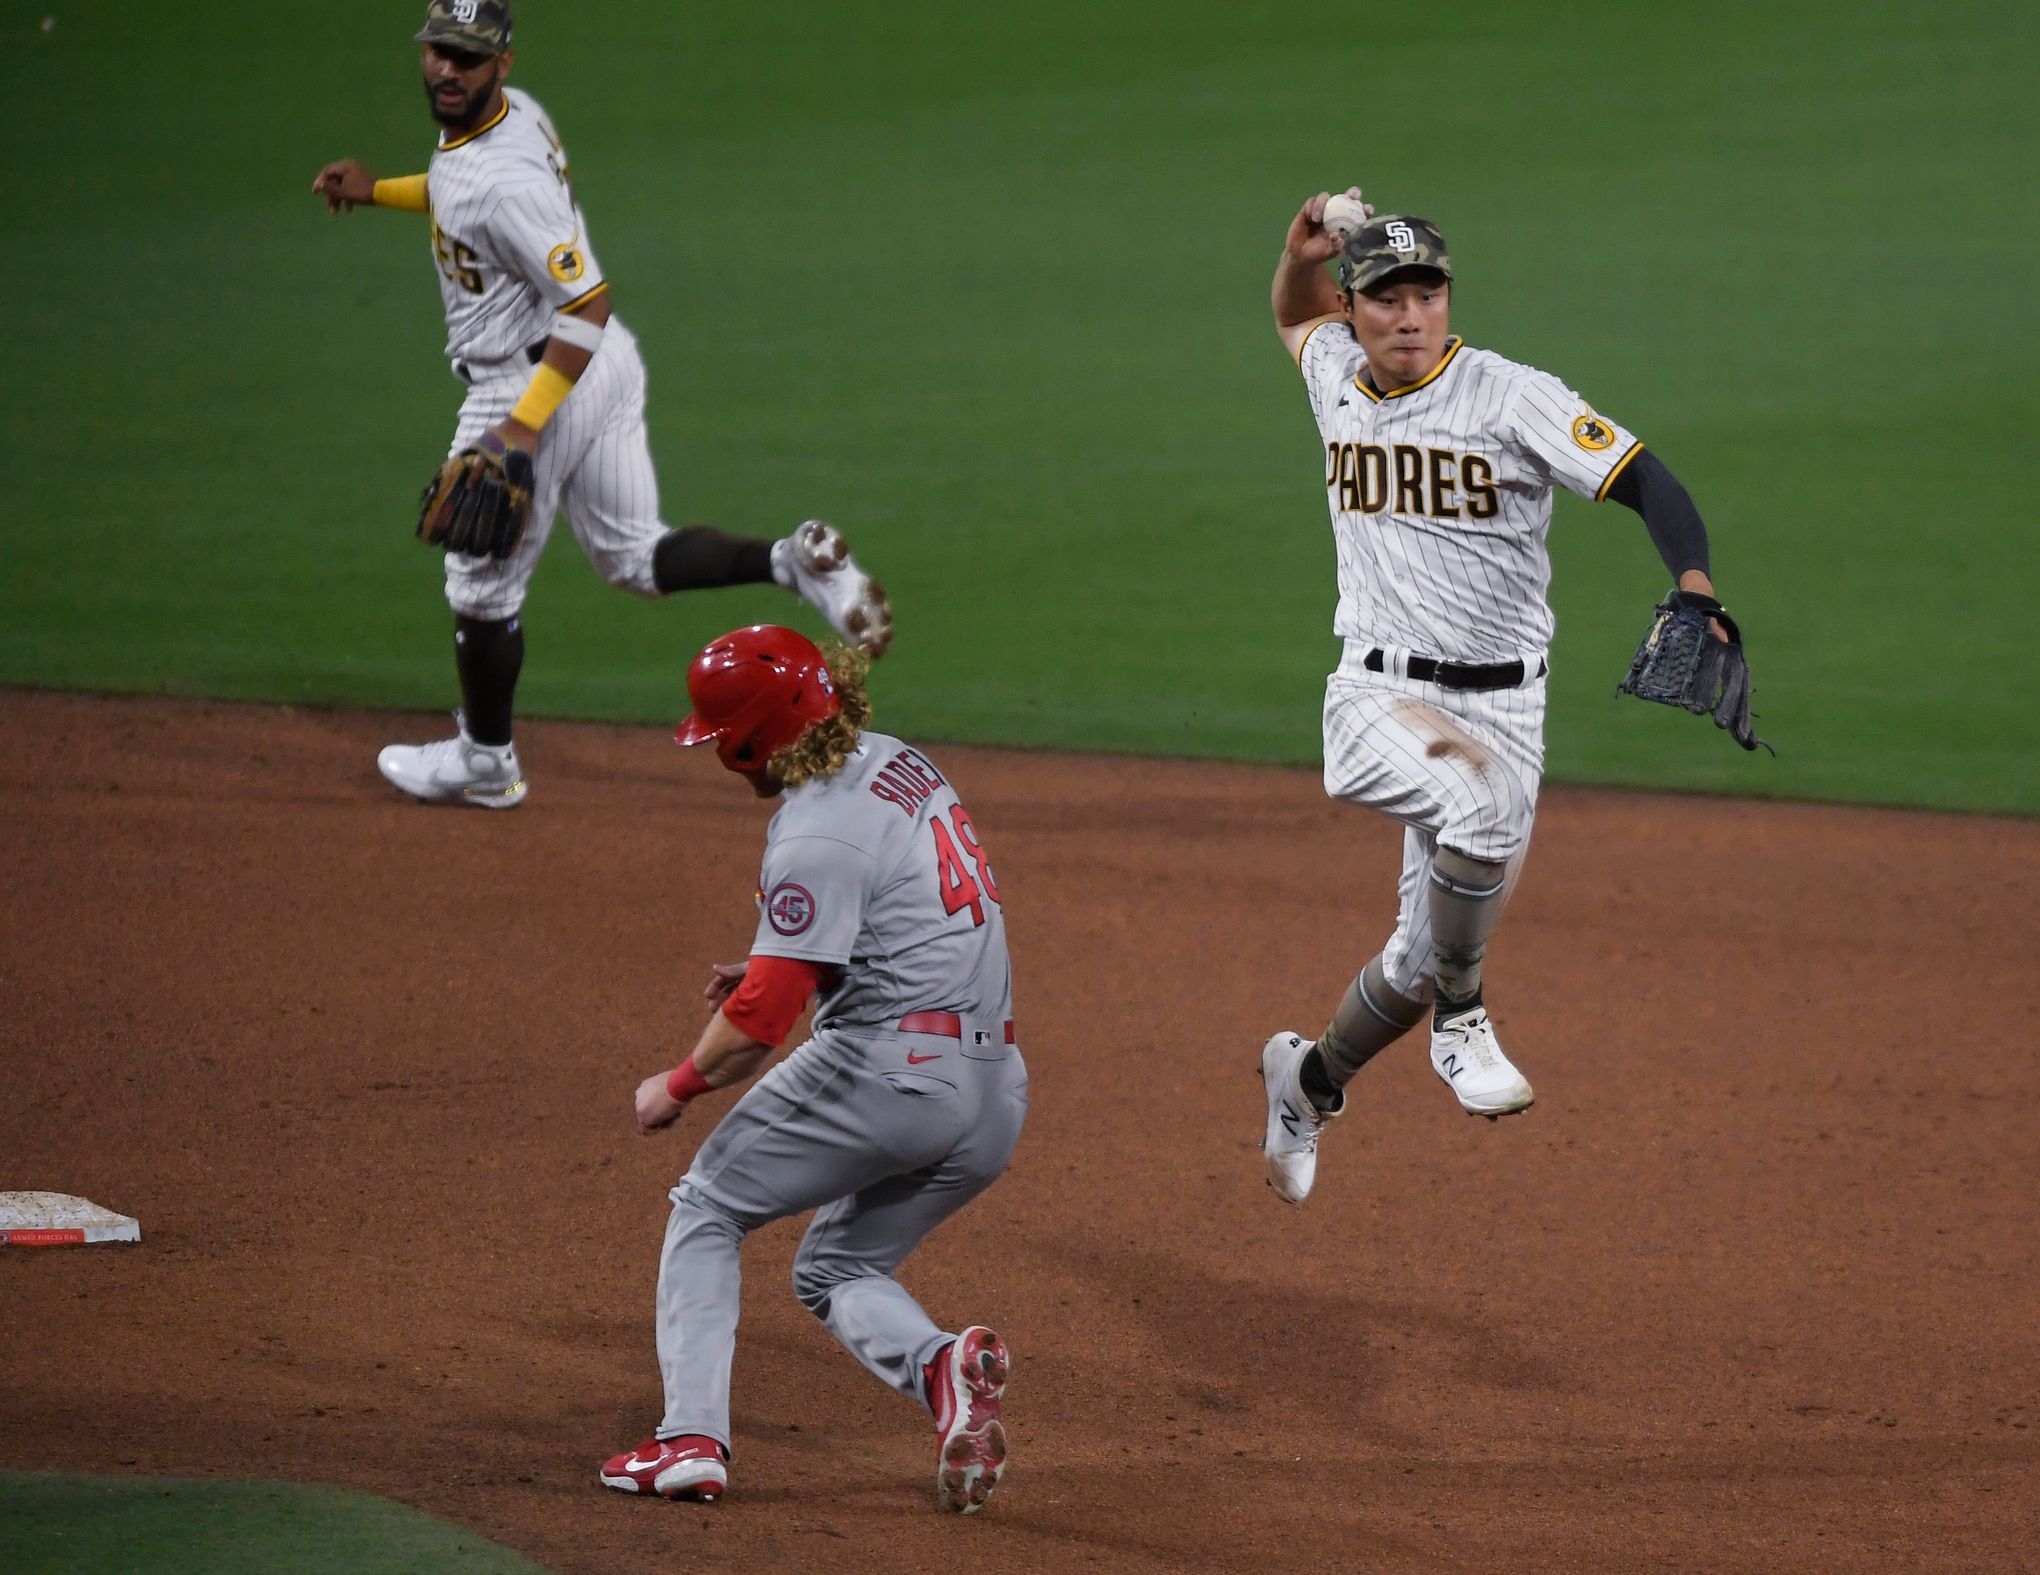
[
  {"x1": 598, "y1": 1434, "x2": 727, "y2": 1502},
  {"x1": 930, "y1": 1326, "x2": 1010, "y2": 1514}
]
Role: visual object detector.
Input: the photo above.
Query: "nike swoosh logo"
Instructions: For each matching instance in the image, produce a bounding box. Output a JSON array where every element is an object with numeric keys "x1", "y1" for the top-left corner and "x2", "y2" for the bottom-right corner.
[
  {"x1": 906, "y1": 1052, "x2": 942, "y2": 1064},
  {"x1": 624, "y1": 1452, "x2": 670, "y2": 1471}
]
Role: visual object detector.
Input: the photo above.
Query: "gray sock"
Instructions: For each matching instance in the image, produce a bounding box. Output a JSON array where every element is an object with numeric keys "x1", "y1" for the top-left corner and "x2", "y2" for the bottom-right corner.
[
  {"x1": 1428, "y1": 847, "x2": 1507, "y2": 1012},
  {"x1": 1311, "y1": 955, "x2": 1427, "y2": 1094}
]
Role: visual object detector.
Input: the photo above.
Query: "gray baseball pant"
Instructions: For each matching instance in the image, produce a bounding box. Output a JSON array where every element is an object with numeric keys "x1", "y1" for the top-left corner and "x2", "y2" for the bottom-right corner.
[{"x1": 653, "y1": 1028, "x2": 1028, "y2": 1449}]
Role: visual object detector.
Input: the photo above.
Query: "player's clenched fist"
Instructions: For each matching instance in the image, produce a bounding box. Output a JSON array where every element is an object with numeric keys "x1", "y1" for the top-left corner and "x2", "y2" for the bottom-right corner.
[
  {"x1": 311, "y1": 159, "x2": 377, "y2": 214},
  {"x1": 1284, "y1": 186, "x2": 1373, "y2": 264},
  {"x1": 634, "y1": 1072, "x2": 684, "y2": 1134}
]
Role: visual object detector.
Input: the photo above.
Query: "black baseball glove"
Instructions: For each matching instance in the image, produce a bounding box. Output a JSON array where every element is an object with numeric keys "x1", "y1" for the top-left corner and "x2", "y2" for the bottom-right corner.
[
  {"x1": 1616, "y1": 590, "x2": 1770, "y2": 753},
  {"x1": 416, "y1": 432, "x2": 534, "y2": 560}
]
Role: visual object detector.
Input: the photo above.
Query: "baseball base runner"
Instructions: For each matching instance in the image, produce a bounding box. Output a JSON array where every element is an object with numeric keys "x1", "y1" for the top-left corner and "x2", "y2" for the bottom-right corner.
[{"x1": 602, "y1": 626, "x2": 1025, "y2": 1513}]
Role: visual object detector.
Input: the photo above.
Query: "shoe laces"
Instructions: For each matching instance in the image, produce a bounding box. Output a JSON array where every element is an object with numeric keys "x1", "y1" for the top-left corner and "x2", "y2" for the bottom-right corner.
[
  {"x1": 1443, "y1": 1013, "x2": 1504, "y2": 1074},
  {"x1": 1278, "y1": 1091, "x2": 1332, "y2": 1154}
]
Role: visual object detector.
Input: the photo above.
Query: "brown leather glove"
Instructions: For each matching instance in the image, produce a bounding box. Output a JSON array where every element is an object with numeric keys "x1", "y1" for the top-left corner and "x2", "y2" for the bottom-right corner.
[{"x1": 416, "y1": 432, "x2": 534, "y2": 560}]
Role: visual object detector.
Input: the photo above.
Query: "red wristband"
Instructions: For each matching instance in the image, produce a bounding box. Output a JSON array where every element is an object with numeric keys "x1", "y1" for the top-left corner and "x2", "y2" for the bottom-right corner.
[{"x1": 666, "y1": 1057, "x2": 712, "y2": 1105}]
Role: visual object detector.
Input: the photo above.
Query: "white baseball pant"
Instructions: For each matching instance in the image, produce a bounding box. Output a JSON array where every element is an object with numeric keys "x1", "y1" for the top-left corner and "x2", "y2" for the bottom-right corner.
[
  {"x1": 1321, "y1": 642, "x2": 1546, "y2": 1000},
  {"x1": 440, "y1": 320, "x2": 667, "y2": 619}
]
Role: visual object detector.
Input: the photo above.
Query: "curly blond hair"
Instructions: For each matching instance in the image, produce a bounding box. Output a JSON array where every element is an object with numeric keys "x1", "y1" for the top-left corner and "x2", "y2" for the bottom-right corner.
[{"x1": 769, "y1": 642, "x2": 874, "y2": 787}]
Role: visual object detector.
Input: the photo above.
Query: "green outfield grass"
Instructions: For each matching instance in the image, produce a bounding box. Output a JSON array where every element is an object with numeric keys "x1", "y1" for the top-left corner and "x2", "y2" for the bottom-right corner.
[
  {"x1": 0, "y1": 1473, "x2": 546, "y2": 1574},
  {"x1": 3, "y1": 0, "x2": 2033, "y2": 810}
]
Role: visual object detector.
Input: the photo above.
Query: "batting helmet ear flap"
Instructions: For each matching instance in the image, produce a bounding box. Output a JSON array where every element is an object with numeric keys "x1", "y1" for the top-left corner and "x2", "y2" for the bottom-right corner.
[{"x1": 674, "y1": 625, "x2": 841, "y2": 774}]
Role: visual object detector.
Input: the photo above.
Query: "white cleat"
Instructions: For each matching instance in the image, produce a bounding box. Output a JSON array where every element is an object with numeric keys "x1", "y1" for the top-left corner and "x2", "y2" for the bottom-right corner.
[
  {"x1": 1429, "y1": 1005, "x2": 1533, "y2": 1118},
  {"x1": 375, "y1": 710, "x2": 526, "y2": 809},
  {"x1": 1260, "y1": 1031, "x2": 1341, "y2": 1203},
  {"x1": 773, "y1": 519, "x2": 894, "y2": 656}
]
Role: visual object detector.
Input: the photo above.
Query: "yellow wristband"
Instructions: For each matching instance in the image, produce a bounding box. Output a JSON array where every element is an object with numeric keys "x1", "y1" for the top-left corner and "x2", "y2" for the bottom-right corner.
[
  {"x1": 371, "y1": 174, "x2": 430, "y2": 213},
  {"x1": 510, "y1": 363, "x2": 576, "y2": 432}
]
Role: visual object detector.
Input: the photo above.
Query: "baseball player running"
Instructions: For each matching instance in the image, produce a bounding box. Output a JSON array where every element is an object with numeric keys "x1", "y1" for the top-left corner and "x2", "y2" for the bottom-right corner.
[
  {"x1": 311, "y1": 1, "x2": 892, "y2": 810},
  {"x1": 601, "y1": 626, "x2": 1025, "y2": 1513},
  {"x1": 1260, "y1": 191, "x2": 1758, "y2": 1203}
]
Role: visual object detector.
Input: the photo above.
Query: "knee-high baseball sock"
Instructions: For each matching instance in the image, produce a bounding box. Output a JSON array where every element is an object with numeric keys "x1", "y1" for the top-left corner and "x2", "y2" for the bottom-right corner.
[
  {"x1": 1429, "y1": 846, "x2": 1508, "y2": 1018},
  {"x1": 1299, "y1": 954, "x2": 1426, "y2": 1111},
  {"x1": 652, "y1": 526, "x2": 776, "y2": 592},
  {"x1": 453, "y1": 613, "x2": 522, "y2": 747}
]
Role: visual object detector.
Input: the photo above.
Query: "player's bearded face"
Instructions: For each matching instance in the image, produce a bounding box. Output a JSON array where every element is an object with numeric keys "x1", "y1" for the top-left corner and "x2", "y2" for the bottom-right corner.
[
  {"x1": 1350, "y1": 277, "x2": 1451, "y2": 391},
  {"x1": 421, "y1": 45, "x2": 508, "y2": 130}
]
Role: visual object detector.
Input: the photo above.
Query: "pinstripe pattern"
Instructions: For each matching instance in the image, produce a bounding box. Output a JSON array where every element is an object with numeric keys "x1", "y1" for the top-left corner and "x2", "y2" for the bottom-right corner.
[
  {"x1": 421, "y1": 86, "x2": 664, "y2": 621},
  {"x1": 1320, "y1": 655, "x2": 1545, "y2": 1000},
  {"x1": 1295, "y1": 324, "x2": 1637, "y2": 996},
  {"x1": 1298, "y1": 325, "x2": 1638, "y2": 660},
  {"x1": 443, "y1": 321, "x2": 667, "y2": 618},
  {"x1": 427, "y1": 88, "x2": 606, "y2": 364}
]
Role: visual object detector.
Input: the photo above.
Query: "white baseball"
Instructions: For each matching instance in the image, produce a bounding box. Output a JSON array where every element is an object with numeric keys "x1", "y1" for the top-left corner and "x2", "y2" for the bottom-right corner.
[{"x1": 1321, "y1": 193, "x2": 1371, "y2": 239}]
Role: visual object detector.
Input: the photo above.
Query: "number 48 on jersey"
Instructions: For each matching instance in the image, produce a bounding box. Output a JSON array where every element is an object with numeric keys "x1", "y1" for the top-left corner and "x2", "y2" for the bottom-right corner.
[{"x1": 932, "y1": 806, "x2": 1000, "y2": 927}]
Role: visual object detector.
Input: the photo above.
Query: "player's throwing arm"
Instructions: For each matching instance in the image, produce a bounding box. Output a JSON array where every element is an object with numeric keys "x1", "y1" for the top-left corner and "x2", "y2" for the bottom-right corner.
[
  {"x1": 309, "y1": 2, "x2": 894, "y2": 812},
  {"x1": 1258, "y1": 188, "x2": 1767, "y2": 1205}
]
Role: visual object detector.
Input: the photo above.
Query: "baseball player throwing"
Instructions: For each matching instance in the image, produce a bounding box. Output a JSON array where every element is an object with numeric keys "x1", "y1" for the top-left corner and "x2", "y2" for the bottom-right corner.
[
  {"x1": 1260, "y1": 191, "x2": 1759, "y2": 1202},
  {"x1": 311, "y1": 1, "x2": 892, "y2": 809},
  {"x1": 601, "y1": 626, "x2": 1025, "y2": 1512}
]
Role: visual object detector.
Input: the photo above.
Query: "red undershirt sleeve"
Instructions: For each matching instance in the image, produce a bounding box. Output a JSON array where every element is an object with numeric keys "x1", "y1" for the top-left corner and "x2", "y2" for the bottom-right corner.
[{"x1": 720, "y1": 954, "x2": 827, "y2": 1047}]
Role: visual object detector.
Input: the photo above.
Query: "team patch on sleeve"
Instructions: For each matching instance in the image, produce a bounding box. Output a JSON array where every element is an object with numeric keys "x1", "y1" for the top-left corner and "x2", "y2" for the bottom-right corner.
[
  {"x1": 764, "y1": 881, "x2": 816, "y2": 937},
  {"x1": 547, "y1": 240, "x2": 585, "y2": 283},
  {"x1": 1572, "y1": 410, "x2": 1617, "y2": 452}
]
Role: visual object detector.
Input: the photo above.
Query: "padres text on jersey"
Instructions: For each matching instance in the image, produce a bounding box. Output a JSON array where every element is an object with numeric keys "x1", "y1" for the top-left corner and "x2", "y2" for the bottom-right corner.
[{"x1": 1298, "y1": 326, "x2": 1641, "y2": 662}]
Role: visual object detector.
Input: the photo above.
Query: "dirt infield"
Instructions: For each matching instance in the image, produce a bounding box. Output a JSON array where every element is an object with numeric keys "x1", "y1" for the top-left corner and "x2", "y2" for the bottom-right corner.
[{"x1": 3, "y1": 690, "x2": 2034, "y2": 1572}]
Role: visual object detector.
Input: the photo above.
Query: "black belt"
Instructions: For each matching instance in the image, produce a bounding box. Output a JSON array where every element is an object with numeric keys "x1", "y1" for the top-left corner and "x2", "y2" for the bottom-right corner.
[
  {"x1": 454, "y1": 340, "x2": 546, "y2": 384},
  {"x1": 1363, "y1": 648, "x2": 1547, "y2": 690}
]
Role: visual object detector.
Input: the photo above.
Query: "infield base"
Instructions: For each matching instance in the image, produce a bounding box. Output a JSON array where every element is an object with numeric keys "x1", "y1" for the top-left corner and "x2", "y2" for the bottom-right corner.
[{"x1": 0, "y1": 1191, "x2": 140, "y2": 1246}]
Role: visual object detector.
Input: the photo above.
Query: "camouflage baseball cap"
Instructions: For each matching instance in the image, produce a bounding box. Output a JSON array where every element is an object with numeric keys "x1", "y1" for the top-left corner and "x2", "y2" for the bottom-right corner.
[
  {"x1": 414, "y1": 0, "x2": 513, "y2": 56},
  {"x1": 1338, "y1": 214, "x2": 1453, "y2": 295}
]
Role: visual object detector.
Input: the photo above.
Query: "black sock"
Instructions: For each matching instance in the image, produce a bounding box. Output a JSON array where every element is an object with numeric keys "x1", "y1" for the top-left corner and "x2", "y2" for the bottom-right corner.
[
  {"x1": 453, "y1": 613, "x2": 522, "y2": 746},
  {"x1": 1433, "y1": 986, "x2": 1483, "y2": 1028},
  {"x1": 1298, "y1": 1044, "x2": 1342, "y2": 1112},
  {"x1": 652, "y1": 526, "x2": 776, "y2": 593}
]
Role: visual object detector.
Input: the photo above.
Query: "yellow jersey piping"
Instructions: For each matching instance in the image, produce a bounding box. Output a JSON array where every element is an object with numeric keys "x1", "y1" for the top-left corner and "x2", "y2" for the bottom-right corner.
[
  {"x1": 1596, "y1": 440, "x2": 1645, "y2": 502},
  {"x1": 438, "y1": 96, "x2": 510, "y2": 153},
  {"x1": 1354, "y1": 336, "x2": 1463, "y2": 404}
]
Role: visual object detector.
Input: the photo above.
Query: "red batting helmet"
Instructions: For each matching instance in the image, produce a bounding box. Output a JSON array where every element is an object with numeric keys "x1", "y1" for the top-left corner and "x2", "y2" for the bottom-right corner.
[{"x1": 674, "y1": 625, "x2": 840, "y2": 774}]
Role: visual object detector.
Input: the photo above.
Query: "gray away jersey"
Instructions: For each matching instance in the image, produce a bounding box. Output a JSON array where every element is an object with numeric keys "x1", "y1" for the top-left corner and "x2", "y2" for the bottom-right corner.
[
  {"x1": 1298, "y1": 324, "x2": 1642, "y2": 662},
  {"x1": 749, "y1": 733, "x2": 1013, "y2": 1034},
  {"x1": 426, "y1": 87, "x2": 609, "y2": 365}
]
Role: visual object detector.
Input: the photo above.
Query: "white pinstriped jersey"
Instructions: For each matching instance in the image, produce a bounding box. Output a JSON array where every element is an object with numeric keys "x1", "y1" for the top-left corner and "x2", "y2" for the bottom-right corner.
[
  {"x1": 1298, "y1": 323, "x2": 1642, "y2": 663},
  {"x1": 426, "y1": 87, "x2": 608, "y2": 364}
]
